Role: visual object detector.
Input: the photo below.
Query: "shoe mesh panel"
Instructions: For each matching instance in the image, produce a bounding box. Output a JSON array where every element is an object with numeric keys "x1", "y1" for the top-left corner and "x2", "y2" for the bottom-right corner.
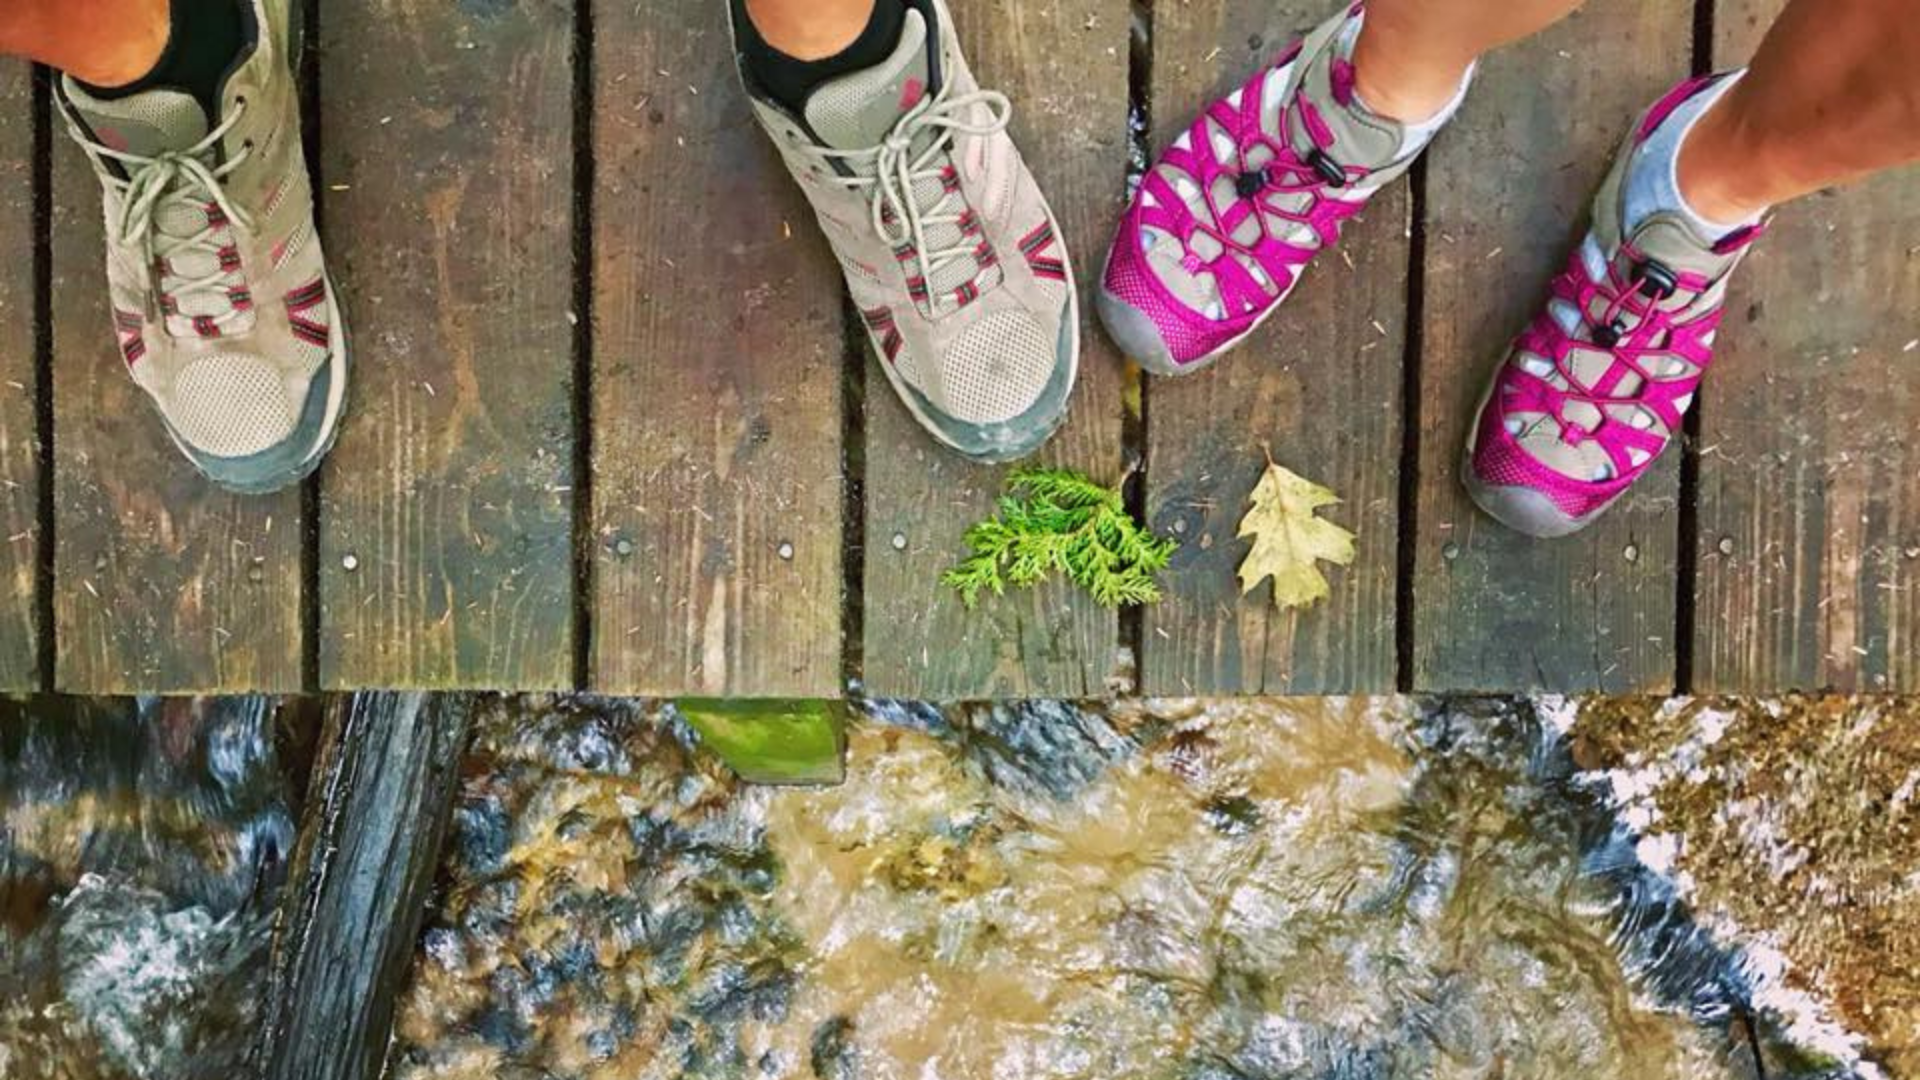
[
  {"x1": 943, "y1": 310, "x2": 1052, "y2": 423},
  {"x1": 274, "y1": 218, "x2": 311, "y2": 271},
  {"x1": 80, "y1": 87, "x2": 207, "y2": 153},
  {"x1": 166, "y1": 353, "x2": 298, "y2": 457}
]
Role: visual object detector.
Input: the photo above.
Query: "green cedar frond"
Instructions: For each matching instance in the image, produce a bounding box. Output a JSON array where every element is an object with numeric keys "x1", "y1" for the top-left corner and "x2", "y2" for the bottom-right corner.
[{"x1": 944, "y1": 467, "x2": 1178, "y2": 609}]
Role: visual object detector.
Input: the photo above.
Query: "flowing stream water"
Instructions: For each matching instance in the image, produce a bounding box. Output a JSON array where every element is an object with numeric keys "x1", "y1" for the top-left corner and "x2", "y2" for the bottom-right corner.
[
  {"x1": 0, "y1": 697, "x2": 307, "y2": 1080},
  {"x1": 384, "y1": 696, "x2": 1782, "y2": 1080},
  {"x1": 1, "y1": 693, "x2": 1877, "y2": 1080}
]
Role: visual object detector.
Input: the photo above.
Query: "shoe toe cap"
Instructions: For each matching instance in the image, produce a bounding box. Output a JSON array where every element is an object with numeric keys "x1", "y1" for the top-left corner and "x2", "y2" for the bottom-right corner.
[
  {"x1": 166, "y1": 353, "x2": 304, "y2": 459},
  {"x1": 942, "y1": 309, "x2": 1060, "y2": 425},
  {"x1": 902, "y1": 307, "x2": 1077, "y2": 463},
  {"x1": 1098, "y1": 228, "x2": 1236, "y2": 374},
  {"x1": 1462, "y1": 471, "x2": 1590, "y2": 539},
  {"x1": 1464, "y1": 410, "x2": 1614, "y2": 539},
  {"x1": 162, "y1": 350, "x2": 345, "y2": 495},
  {"x1": 1095, "y1": 287, "x2": 1184, "y2": 376}
]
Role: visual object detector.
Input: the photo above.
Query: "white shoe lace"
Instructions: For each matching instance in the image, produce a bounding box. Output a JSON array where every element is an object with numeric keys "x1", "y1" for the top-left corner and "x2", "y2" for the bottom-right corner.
[
  {"x1": 65, "y1": 101, "x2": 255, "y2": 330},
  {"x1": 806, "y1": 85, "x2": 1012, "y2": 313}
]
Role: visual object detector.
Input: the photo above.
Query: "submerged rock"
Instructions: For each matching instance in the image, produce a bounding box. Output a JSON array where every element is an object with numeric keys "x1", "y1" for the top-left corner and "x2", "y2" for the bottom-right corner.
[{"x1": 390, "y1": 696, "x2": 808, "y2": 1080}]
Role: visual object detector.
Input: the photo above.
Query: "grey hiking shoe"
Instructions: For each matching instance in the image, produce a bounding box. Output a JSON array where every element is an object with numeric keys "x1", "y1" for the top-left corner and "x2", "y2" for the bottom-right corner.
[
  {"x1": 58, "y1": 0, "x2": 346, "y2": 495},
  {"x1": 731, "y1": 0, "x2": 1079, "y2": 463}
]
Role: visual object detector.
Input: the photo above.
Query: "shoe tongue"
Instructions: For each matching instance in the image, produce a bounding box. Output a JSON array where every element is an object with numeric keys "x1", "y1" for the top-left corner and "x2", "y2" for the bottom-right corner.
[
  {"x1": 1281, "y1": 23, "x2": 1406, "y2": 173},
  {"x1": 66, "y1": 79, "x2": 241, "y2": 324},
  {"x1": 803, "y1": 9, "x2": 933, "y2": 150},
  {"x1": 63, "y1": 79, "x2": 210, "y2": 158},
  {"x1": 1625, "y1": 213, "x2": 1738, "y2": 282}
]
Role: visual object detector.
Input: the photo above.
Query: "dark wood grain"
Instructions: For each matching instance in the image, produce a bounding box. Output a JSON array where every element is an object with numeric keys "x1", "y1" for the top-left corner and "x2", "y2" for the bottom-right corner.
[
  {"x1": 590, "y1": 0, "x2": 844, "y2": 697},
  {"x1": 50, "y1": 88, "x2": 303, "y2": 693},
  {"x1": 1411, "y1": 0, "x2": 1690, "y2": 693},
  {"x1": 1140, "y1": 0, "x2": 1405, "y2": 696},
  {"x1": 262, "y1": 692, "x2": 473, "y2": 1080},
  {"x1": 861, "y1": 0, "x2": 1129, "y2": 699},
  {"x1": 1693, "y1": 0, "x2": 1920, "y2": 692},
  {"x1": 0, "y1": 63, "x2": 39, "y2": 689},
  {"x1": 317, "y1": 0, "x2": 575, "y2": 689}
]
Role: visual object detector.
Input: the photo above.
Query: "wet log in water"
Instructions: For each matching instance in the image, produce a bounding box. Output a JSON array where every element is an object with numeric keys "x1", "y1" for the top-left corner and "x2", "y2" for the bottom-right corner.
[{"x1": 263, "y1": 693, "x2": 474, "y2": 1080}]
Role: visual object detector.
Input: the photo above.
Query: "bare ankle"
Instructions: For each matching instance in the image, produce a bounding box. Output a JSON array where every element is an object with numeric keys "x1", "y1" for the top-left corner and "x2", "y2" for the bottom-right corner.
[
  {"x1": 1677, "y1": 98, "x2": 1774, "y2": 224},
  {"x1": 1349, "y1": 25, "x2": 1472, "y2": 124},
  {"x1": 746, "y1": 0, "x2": 875, "y2": 61},
  {"x1": 63, "y1": 0, "x2": 169, "y2": 87}
]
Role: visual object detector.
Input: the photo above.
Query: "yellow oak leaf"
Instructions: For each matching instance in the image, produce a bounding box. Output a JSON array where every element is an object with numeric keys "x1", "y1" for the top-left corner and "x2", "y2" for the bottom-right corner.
[{"x1": 1235, "y1": 460, "x2": 1356, "y2": 610}]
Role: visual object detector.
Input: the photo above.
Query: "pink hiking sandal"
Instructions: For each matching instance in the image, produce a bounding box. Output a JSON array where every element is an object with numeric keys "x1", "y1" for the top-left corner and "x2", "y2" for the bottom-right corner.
[
  {"x1": 1098, "y1": 4, "x2": 1440, "y2": 376},
  {"x1": 1465, "y1": 74, "x2": 1765, "y2": 538}
]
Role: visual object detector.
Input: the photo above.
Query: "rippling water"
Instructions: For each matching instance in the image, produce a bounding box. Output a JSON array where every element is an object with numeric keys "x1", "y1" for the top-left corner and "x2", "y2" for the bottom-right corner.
[
  {"x1": 2, "y1": 693, "x2": 1876, "y2": 1079},
  {"x1": 387, "y1": 695, "x2": 1774, "y2": 1080},
  {"x1": 0, "y1": 697, "x2": 305, "y2": 1080}
]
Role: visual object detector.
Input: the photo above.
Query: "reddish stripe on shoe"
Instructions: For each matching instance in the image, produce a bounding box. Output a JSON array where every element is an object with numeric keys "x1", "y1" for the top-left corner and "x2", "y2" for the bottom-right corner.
[
  {"x1": 1019, "y1": 222, "x2": 1066, "y2": 280},
  {"x1": 284, "y1": 279, "x2": 327, "y2": 313},
  {"x1": 289, "y1": 315, "x2": 330, "y2": 347},
  {"x1": 1017, "y1": 222, "x2": 1055, "y2": 256},
  {"x1": 1029, "y1": 257, "x2": 1067, "y2": 281}
]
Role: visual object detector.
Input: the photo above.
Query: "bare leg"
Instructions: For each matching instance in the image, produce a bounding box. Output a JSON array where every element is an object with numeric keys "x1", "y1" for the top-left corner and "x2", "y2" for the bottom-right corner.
[
  {"x1": 744, "y1": 0, "x2": 877, "y2": 61},
  {"x1": 0, "y1": 0, "x2": 168, "y2": 86},
  {"x1": 1681, "y1": 0, "x2": 1920, "y2": 222},
  {"x1": 1349, "y1": 0, "x2": 1588, "y2": 123}
]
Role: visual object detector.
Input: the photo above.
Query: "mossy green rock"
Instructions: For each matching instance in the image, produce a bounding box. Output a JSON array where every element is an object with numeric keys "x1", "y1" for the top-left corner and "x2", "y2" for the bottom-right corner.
[{"x1": 675, "y1": 699, "x2": 847, "y2": 786}]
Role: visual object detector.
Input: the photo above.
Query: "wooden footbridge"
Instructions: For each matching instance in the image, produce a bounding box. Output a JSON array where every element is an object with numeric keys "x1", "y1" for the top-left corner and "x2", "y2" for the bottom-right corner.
[{"x1": 0, "y1": 0, "x2": 1912, "y2": 696}]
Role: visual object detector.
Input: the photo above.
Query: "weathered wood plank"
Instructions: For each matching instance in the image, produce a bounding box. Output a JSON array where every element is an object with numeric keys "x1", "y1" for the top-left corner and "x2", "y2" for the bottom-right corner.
[
  {"x1": 50, "y1": 92, "x2": 302, "y2": 693},
  {"x1": 1693, "y1": 0, "x2": 1920, "y2": 692},
  {"x1": 262, "y1": 692, "x2": 473, "y2": 1080},
  {"x1": 1411, "y1": 0, "x2": 1689, "y2": 693},
  {"x1": 0, "y1": 63, "x2": 39, "y2": 689},
  {"x1": 1139, "y1": 1, "x2": 1405, "y2": 696},
  {"x1": 317, "y1": 0, "x2": 575, "y2": 689},
  {"x1": 861, "y1": 0, "x2": 1129, "y2": 699},
  {"x1": 591, "y1": 0, "x2": 843, "y2": 697}
]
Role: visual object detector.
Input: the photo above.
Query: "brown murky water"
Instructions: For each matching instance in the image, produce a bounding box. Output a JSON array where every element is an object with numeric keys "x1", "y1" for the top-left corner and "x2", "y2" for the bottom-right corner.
[{"x1": 386, "y1": 696, "x2": 1760, "y2": 1080}]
